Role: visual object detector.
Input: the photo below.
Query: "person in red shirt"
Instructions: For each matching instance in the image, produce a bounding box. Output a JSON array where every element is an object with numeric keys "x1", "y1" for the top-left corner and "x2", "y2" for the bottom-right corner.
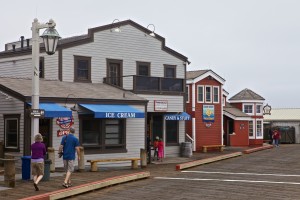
[{"x1": 272, "y1": 128, "x2": 281, "y2": 147}]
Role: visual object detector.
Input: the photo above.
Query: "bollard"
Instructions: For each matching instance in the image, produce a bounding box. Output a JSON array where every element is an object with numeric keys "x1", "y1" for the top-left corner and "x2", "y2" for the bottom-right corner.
[
  {"x1": 3, "y1": 154, "x2": 17, "y2": 188},
  {"x1": 78, "y1": 146, "x2": 85, "y2": 172},
  {"x1": 140, "y1": 148, "x2": 147, "y2": 168},
  {"x1": 0, "y1": 141, "x2": 4, "y2": 167},
  {"x1": 48, "y1": 147, "x2": 55, "y2": 172}
]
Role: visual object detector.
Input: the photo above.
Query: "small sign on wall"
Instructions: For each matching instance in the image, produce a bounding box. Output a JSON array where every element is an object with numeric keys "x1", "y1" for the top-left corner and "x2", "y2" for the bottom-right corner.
[
  {"x1": 154, "y1": 100, "x2": 168, "y2": 111},
  {"x1": 203, "y1": 105, "x2": 215, "y2": 122}
]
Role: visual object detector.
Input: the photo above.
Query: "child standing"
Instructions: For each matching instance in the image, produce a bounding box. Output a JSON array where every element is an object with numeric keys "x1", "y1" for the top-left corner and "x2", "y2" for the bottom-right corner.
[
  {"x1": 153, "y1": 136, "x2": 159, "y2": 161},
  {"x1": 157, "y1": 138, "x2": 164, "y2": 162}
]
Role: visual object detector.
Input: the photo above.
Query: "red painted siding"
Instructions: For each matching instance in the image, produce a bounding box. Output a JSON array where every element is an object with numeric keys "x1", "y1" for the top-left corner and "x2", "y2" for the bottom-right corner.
[
  {"x1": 193, "y1": 77, "x2": 223, "y2": 151},
  {"x1": 230, "y1": 120, "x2": 249, "y2": 146}
]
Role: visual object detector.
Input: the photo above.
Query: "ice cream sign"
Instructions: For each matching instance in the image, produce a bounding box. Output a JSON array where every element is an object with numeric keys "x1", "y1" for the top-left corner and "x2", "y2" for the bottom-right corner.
[{"x1": 56, "y1": 117, "x2": 74, "y2": 136}]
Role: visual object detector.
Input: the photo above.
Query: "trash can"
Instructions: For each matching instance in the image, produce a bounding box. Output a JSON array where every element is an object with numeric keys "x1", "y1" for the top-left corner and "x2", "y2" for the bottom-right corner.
[
  {"x1": 42, "y1": 159, "x2": 52, "y2": 181},
  {"x1": 181, "y1": 142, "x2": 192, "y2": 158},
  {"x1": 21, "y1": 156, "x2": 31, "y2": 180}
]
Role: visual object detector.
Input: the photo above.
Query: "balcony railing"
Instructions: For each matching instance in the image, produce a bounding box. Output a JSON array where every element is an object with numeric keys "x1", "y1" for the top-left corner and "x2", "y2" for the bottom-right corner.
[{"x1": 104, "y1": 75, "x2": 184, "y2": 93}]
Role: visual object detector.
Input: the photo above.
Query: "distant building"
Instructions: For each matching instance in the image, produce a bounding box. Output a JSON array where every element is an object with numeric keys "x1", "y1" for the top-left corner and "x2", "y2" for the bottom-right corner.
[{"x1": 263, "y1": 108, "x2": 300, "y2": 144}]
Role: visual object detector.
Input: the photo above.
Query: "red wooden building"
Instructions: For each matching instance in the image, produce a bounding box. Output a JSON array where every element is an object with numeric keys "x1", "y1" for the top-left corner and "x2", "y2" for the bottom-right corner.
[
  {"x1": 186, "y1": 70, "x2": 266, "y2": 151},
  {"x1": 228, "y1": 88, "x2": 265, "y2": 146},
  {"x1": 186, "y1": 70, "x2": 225, "y2": 151}
]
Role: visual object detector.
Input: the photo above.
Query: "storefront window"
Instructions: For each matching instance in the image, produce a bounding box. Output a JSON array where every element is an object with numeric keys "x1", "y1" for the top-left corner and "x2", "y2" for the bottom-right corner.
[
  {"x1": 166, "y1": 120, "x2": 178, "y2": 145},
  {"x1": 4, "y1": 115, "x2": 19, "y2": 150},
  {"x1": 80, "y1": 117, "x2": 125, "y2": 152}
]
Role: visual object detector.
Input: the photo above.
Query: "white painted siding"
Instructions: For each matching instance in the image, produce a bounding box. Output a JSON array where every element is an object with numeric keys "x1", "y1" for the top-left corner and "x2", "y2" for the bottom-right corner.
[
  {"x1": 139, "y1": 94, "x2": 184, "y2": 112},
  {"x1": 62, "y1": 25, "x2": 185, "y2": 84},
  {"x1": 0, "y1": 52, "x2": 59, "y2": 80},
  {"x1": 44, "y1": 53, "x2": 59, "y2": 80},
  {"x1": 0, "y1": 57, "x2": 32, "y2": 78}
]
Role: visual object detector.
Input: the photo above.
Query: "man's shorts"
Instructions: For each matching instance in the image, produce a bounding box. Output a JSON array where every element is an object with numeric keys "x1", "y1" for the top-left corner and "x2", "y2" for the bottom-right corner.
[{"x1": 63, "y1": 160, "x2": 75, "y2": 173}]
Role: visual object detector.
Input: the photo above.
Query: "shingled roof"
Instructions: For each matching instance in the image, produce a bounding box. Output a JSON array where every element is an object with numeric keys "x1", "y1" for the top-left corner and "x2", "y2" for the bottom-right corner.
[
  {"x1": 229, "y1": 88, "x2": 264, "y2": 101},
  {"x1": 223, "y1": 102, "x2": 251, "y2": 119},
  {"x1": 0, "y1": 77, "x2": 147, "y2": 104},
  {"x1": 186, "y1": 69, "x2": 225, "y2": 84},
  {"x1": 186, "y1": 70, "x2": 209, "y2": 79}
]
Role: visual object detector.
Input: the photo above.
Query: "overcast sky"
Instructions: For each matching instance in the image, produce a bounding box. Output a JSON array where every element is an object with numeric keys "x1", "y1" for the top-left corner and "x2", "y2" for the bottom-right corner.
[{"x1": 1, "y1": 0, "x2": 299, "y2": 108}]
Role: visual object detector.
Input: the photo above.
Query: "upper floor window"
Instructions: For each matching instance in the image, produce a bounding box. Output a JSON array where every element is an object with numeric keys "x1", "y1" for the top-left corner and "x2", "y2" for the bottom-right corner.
[
  {"x1": 243, "y1": 104, "x2": 253, "y2": 114},
  {"x1": 249, "y1": 120, "x2": 254, "y2": 137},
  {"x1": 107, "y1": 59, "x2": 123, "y2": 87},
  {"x1": 197, "y1": 85, "x2": 204, "y2": 103},
  {"x1": 213, "y1": 86, "x2": 219, "y2": 103},
  {"x1": 39, "y1": 57, "x2": 44, "y2": 78},
  {"x1": 205, "y1": 86, "x2": 212, "y2": 103},
  {"x1": 137, "y1": 62, "x2": 150, "y2": 76},
  {"x1": 256, "y1": 104, "x2": 262, "y2": 114},
  {"x1": 4, "y1": 115, "x2": 20, "y2": 150},
  {"x1": 186, "y1": 85, "x2": 190, "y2": 103},
  {"x1": 164, "y1": 65, "x2": 176, "y2": 78},
  {"x1": 74, "y1": 56, "x2": 91, "y2": 82}
]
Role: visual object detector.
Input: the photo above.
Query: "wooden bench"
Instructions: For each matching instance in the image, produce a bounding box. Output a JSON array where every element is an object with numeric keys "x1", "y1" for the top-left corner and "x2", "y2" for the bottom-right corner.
[
  {"x1": 87, "y1": 158, "x2": 141, "y2": 172},
  {"x1": 202, "y1": 145, "x2": 225, "y2": 153}
]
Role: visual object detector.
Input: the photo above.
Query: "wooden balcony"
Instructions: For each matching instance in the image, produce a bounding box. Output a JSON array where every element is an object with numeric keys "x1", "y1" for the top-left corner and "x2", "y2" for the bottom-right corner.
[{"x1": 104, "y1": 75, "x2": 185, "y2": 94}]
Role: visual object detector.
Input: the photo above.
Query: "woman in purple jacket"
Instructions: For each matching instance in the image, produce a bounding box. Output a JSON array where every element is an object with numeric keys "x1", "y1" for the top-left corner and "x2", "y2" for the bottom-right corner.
[{"x1": 31, "y1": 133, "x2": 46, "y2": 191}]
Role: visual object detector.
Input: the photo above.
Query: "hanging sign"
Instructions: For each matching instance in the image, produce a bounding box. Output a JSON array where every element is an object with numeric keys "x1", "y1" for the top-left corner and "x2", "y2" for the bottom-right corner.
[
  {"x1": 56, "y1": 117, "x2": 74, "y2": 129},
  {"x1": 56, "y1": 116, "x2": 74, "y2": 137},
  {"x1": 154, "y1": 100, "x2": 168, "y2": 111}
]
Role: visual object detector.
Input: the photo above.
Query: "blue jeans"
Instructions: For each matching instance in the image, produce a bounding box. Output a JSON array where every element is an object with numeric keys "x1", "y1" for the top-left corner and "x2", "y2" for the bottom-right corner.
[{"x1": 273, "y1": 139, "x2": 279, "y2": 146}]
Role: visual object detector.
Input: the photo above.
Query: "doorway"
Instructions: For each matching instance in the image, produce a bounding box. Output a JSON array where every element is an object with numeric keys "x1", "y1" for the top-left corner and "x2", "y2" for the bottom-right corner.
[{"x1": 39, "y1": 119, "x2": 52, "y2": 149}]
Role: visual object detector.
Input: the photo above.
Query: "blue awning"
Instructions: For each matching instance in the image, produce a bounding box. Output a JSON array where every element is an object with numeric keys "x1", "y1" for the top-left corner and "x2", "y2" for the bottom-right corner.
[
  {"x1": 164, "y1": 112, "x2": 191, "y2": 121},
  {"x1": 28, "y1": 103, "x2": 72, "y2": 118},
  {"x1": 79, "y1": 104, "x2": 145, "y2": 118}
]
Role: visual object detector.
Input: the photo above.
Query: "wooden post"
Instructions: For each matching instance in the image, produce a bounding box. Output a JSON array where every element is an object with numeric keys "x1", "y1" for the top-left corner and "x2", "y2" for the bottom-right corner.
[
  {"x1": 78, "y1": 146, "x2": 85, "y2": 172},
  {"x1": 0, "y1": 141, "x2": 4, "y2": 167},
  {"x1": 48, "y1": 147, "x2": 55, "y2": 172},
  {"x1": 132, "y1": 160, "x2": 139, "y2": 169},
  {"x1": 3, "y1": 154, "x2": 16, "y2": 188},
  {"x1": 140, "y1": 148, "x2": 147, "y2": 168},
  {"x1": 91, "y1": 162, "x2": 98, "y2": 172}
]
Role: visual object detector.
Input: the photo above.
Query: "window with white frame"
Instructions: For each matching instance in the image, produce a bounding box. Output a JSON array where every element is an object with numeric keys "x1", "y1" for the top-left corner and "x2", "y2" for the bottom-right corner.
[
  {"x1": 4, "y1": 115, "x2": 19, "y2": 150},
  {"x1": 205, "y1": 86, "x2": 212, "y2": 103},
  {"x1": 256, "y1": 104, "x2": 262, "y2": 114},
  {"x1": 197, "y1": 85, "x2": 204, "y2": 103},
  {"x1": 186, "y1": 85, "x2": 190, "y2": 103},
  {"x1": 243, "y1": 104, "x2": 253, "y2": 114},
  {"x1": 249, "y1": 121, "x2": 254, "y2": 137},
  {"x1": 256, "y1": 120, "x2": 263, "y2": 137},
  {"x1": 213, "y1": 86, "x2": 219, "y2": 103}
]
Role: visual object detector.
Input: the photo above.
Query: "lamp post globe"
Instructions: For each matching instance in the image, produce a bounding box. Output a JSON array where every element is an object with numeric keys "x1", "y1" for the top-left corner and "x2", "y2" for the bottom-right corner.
[{"x1": 41, "y1": 25, "x2": 61, "y2": 55}]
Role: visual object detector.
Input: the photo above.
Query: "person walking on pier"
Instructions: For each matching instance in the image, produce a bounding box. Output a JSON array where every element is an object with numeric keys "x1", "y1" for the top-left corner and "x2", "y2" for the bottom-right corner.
[{"x1": 31, "y1": 133, "x2": 47, "y2": 191}]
